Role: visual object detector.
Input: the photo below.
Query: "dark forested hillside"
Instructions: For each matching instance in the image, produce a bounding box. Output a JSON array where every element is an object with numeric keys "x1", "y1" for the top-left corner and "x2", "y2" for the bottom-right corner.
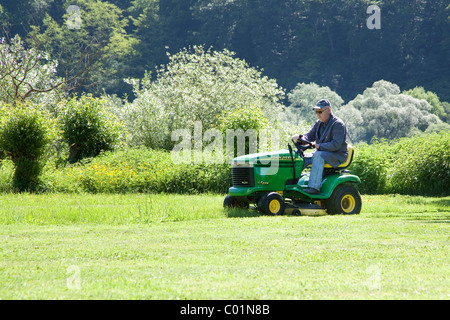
[{"x1": 1, "y1": 0, "x2": 449, "y2": 102}]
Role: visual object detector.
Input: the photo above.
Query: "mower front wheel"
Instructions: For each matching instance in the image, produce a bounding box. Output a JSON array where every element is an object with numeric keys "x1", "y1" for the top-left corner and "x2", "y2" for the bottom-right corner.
[{"x1": 259, "y1": 192, "x2": 285, "y2": 216}]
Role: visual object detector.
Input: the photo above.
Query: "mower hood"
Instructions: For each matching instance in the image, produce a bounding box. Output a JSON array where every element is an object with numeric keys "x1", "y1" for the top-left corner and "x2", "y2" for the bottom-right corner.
[{"x1": 232, "y1": 149, "x2": 299, "y2": 167}]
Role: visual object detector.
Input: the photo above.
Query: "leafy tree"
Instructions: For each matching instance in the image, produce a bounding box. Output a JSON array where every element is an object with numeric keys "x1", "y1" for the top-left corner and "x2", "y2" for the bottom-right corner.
[
  {"x1": 424, "y1": 122, "x2": 450, "y2": 134},
  {"x1": 0, "y1": 35, "x2": 65, "y2": 105},
  {"x1": 28, "y1": 0, "x2": 138, "y2": 96},
  {"x1": 2, "y1": 0, "x2": 448, "y2": 105},
  {"x1": 287, "y1": 82, "x2": 344, "y2": 124},
  {"x1": 443, "y1": 102, "x2": 450, "y2": 124},
  {"x1": 0, "y1": 0, "x2": 62, "y2": 36},
  {"x1": 337, "y1": 80, "x2": 442, "y2": 143},
  {"x1": 0, "y1": 4, "x2": 8, "y2": 31},
  {"x1": 194, "y1": 0, "x2": 449, "y2": 102},
  {"x1": 126, "y1": 0, "x2": 167, "y2": 80},
  {"x1": 403, "y1": 86, "x2": 448, "y2": 122},
  {"x1": 193, "y1": 0, "x2": 302, "y2": 89},
  {"x1": 123, "y1": 45, "x2": 285, "y2": 150},
  {"x1": 126, "y1": 0, "x2": 201, "y2": 85}
]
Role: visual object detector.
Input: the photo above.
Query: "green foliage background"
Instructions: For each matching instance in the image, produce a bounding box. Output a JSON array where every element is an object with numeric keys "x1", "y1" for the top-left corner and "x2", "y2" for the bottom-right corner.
[{"x1": 1, "y1": 0, "x2": 449, "y2": 102}]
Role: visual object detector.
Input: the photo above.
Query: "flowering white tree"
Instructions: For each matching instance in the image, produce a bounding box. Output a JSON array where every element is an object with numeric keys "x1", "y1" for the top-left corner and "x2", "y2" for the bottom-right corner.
[
  {"x1": 336, "y1": 80, "x2": 442, "y2": 143},
  {"x1": 123, "y1": 46, "x2": 286, "y2": 150}
]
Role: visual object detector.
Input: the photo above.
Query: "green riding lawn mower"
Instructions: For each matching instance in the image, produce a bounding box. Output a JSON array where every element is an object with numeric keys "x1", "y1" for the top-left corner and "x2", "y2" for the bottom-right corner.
[{"x1": 223, "y1": 138, "x2": 362, "y2": 216}]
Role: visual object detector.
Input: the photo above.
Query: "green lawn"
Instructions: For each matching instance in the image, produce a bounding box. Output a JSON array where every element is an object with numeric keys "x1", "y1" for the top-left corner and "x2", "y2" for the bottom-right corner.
[{"x1": 0, "y1": 193, "x2": 448, "y2": 299}]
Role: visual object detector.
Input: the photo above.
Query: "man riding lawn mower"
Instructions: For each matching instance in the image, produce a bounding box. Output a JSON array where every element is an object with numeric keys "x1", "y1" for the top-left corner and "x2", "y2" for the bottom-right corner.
[{"x1": 223, "y1": 99, "x2": 362, "y2": 216}]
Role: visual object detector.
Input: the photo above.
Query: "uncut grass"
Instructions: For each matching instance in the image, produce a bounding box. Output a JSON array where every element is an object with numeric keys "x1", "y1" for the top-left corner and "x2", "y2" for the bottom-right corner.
[
  {"x1": 1, "y1": 193, "x2": 447, "y2": 225},
  {"x1": 0, "y1": 194, "x2": 449, "y2": 299},
  {"x1": 0, "y1": 193, "x2": 226, "y2": 224}
]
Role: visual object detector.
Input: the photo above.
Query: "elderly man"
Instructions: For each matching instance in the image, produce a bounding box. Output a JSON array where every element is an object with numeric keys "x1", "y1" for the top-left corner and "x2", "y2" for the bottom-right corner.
[{"x1": 292, "y1": 99, "x2": 348, "y2": 194}]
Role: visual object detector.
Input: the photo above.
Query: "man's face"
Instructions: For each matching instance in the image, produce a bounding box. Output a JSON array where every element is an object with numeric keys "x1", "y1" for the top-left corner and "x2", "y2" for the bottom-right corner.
[{"x1": 315, "y1": 107, "x2": 331, "y2": 123}]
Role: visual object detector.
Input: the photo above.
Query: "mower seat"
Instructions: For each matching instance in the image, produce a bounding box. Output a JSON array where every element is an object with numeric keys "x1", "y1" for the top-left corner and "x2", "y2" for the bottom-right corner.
[
  {"x1": 324, "y1": 145, "x2": 354, "y2": 169},
  {"x1": 306, "y1": 145, "x2": 354, "y2": 170}
]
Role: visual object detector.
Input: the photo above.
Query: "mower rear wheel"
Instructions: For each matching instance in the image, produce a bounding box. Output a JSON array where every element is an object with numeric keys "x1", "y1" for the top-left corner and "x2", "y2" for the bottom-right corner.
[
  {"x1": 325, "y1": 184, "x2": 361, "y2": 215},
  {"x1": 223, "y1": 195, "x2": 249, "y2": 209},
  {"x1": 259, "y1": 192, "x2": 285, "y2": 216}
]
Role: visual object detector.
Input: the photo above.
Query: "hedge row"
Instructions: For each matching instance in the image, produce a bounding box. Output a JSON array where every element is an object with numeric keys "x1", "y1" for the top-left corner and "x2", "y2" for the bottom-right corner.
[
  {"x1": 40, "y1": 148, "x2": 232, "y2": 194},
  {"x1": 349, "y1": 131, "x2": 449, "y2": 196},
  {"x1": 1, "y1": 131, "x2": 447, "y2": 196}
]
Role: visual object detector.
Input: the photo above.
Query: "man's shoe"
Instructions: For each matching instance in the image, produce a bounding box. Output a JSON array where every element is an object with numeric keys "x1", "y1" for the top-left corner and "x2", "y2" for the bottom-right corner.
[{"x1": 303, "y1": 187, "x2": 319, "y2": 194}]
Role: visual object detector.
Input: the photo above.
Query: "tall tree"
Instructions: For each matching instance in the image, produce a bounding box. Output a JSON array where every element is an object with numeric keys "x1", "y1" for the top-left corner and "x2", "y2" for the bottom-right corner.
[{"x1": 28, "y1": 0, "x2": 138, "y2": 96}]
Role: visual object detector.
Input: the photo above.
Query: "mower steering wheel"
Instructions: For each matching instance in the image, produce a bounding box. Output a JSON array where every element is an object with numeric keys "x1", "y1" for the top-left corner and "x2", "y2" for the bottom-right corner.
[{"x1": 292, "y1": 138, "x2": 314, "y2": 156}]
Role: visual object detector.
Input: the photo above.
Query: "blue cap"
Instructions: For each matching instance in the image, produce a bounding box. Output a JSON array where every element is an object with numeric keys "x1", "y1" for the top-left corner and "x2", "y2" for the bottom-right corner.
[{"x1": 313, "y1": 99, "x2": 331, "y2": 110}]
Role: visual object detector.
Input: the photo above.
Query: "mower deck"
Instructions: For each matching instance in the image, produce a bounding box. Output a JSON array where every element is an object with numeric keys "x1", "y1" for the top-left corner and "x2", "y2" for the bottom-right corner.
[{"x1": 284, "y1": 203, "x2": 327, "y2": 216}]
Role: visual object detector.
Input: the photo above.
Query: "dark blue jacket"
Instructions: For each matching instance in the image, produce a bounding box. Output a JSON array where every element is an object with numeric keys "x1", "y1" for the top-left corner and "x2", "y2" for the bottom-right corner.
[{"x1": 304, "y1": 114, "x2": 348, "y2": 167}]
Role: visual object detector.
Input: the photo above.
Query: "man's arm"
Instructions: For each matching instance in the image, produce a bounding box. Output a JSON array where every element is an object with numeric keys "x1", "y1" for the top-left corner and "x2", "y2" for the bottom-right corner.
[{"x1": 303, "y1": 121, "x2": 319, "y2": 142}]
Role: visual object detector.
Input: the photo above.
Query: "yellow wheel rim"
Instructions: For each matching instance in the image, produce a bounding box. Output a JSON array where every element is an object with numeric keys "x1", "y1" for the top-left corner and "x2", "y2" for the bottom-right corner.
[
  {"x1": 269, "y1": 199, "x2": 281, "y2": 214},
  {"x1": 341, "y1": 195, "x2": 356, "y2": 213}
]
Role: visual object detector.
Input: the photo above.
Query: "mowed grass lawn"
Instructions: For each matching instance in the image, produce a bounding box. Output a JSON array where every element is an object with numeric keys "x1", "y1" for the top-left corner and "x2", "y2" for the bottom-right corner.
[{"x1": 0, "y1": 193, "x2": 448, "y2": 300}]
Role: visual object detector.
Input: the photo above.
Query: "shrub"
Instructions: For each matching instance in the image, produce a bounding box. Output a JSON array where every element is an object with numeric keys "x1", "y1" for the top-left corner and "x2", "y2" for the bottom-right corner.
[
  {"x1": 59, "y1": 95, "x2": 124, "y2": 163},
  {"x1": 0, "y1": 104, "x2": 56, "y2": 191},
  {"x1": 169, "y1": 162, "x2": 231, "y2": 194},
  {"x1": 218, "y1": 105, "x2": 269, "y2": 133},
  {"x1": 387, "y1": 131, "x2": 450, "y2": 196},
  {"x1": 217, "y1": 105, "x2": 270, "y2": 158},
  {"x1": 46, "y1": 148, "x2": 231, "y2": 194},
  {"x1": 35, "y1": 131, "x2": 450, "y2": 196}
]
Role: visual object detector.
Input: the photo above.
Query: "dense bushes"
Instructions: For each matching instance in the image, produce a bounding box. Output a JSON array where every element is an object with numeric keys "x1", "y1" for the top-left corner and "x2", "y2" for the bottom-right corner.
[
  {"x1": 40, "y1": 148, "x2": 231, "y2": 194},
  {"x1": 348, "y1": 139, "x2": 389, "y2": 194},
  {"x1": 0, "y1": 132, "x2": 447, "y2": 196},
  {"x1": 350, "y1": 131, "x2": 450, "y2": 196},
  {"x1": 387, "y1": 132, "x2": 450, "y2": 196},
  {"x1": 0, "y1": 95, "x2": 125, "y2": 191}
]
